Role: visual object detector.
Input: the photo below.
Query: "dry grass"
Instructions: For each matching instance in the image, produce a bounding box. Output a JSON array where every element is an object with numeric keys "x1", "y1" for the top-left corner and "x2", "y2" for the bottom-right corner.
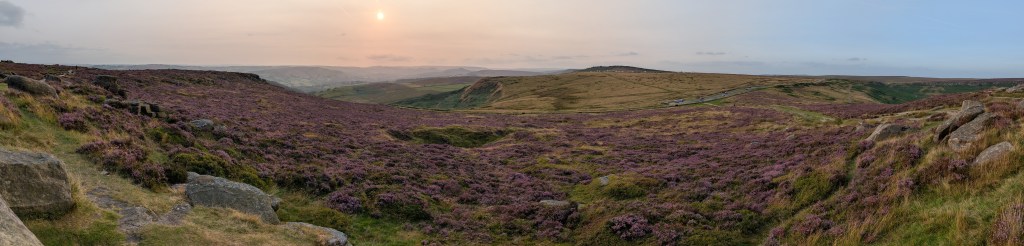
[
  {"x1": 468, "y1": 72, "x2": 814, "y2": 112},
  {"x1": 138, "y1": 207, "x2": 316, "y2": 246}
]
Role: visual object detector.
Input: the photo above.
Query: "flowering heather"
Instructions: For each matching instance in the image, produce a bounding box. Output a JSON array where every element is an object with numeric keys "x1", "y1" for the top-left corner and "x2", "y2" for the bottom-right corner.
[
  {"x1": 608, "y1": 214, "x2": 652, "y2": 240},
  {"x1": 0, "y1": 63, "x2": 871, "y2": 243}
]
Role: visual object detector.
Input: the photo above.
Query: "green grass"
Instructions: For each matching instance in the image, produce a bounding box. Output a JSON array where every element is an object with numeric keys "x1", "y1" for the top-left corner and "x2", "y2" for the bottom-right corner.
[
  {"x1": 390, "y1": 126, "x2": 510, "y2": 148},
  {"x1": 274, "y1": 191, "x2": 350, "y2": 231},
  {"x1": 24, "y1": 203, "x2": 125, "y2": 246},
  {"x1": 316, "y1": 78, "x2": 477, "y2": 104},
  {"x1": 394, "y1": 80, "x2": 500, "y2": 110},
  {"x1": 346, "y1": 215, "x2": 426, "y2": 246}
]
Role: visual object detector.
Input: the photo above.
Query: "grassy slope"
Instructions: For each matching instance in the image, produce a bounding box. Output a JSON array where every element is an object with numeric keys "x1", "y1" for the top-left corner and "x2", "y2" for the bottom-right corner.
[
  {"x1": 316, "y1": 76, "x2": 480, "y2": 104},
  {"x1": 397, "y1": 72, "x2": 816, "y2": 112},
  {"x1": 0, "y1": 84, "x2": 326, "y2": 245}
]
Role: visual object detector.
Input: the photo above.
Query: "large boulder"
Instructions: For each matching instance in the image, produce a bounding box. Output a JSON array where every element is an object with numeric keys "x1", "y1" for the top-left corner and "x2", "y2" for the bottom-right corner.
[
  {"x1": 284, "y1": 222, "x2": 353, "y2": 246},
  {"x1": 0, "y1": 148, "x2": 75, "y2": 218},
  {"x1": 934, "y1": 100, "x2": 984, "y2": 141},
  {"x1": 948, "y1": 112, "x2": 995, "y2": 152},
  {"x1": 185, "y1": 172, "x2": 279, "y2": 224},
  {"x1": 864, "y1": 123, "x2": 913, "y2": 143},
  {"x1": 190, "y1": 119, "x2": 215, "y2": 131},
  {"x1": 973, "y1": 142, "x2": 1014, "y2": 166},
  {"x1": 2, "y1": 76, "x2": 56, "y2": 97},
  {"x1": 0, "y1": 197, "x2": 43, "y2": 246}
]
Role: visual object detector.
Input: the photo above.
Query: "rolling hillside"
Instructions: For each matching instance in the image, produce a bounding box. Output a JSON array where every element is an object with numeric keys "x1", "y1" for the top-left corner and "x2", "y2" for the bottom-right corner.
[
  {"x1": 315, "y1": 76, "x2": 482, "y2": 104},
  {"x1": 396, "y1": 71, "x2": 817, "y2": 112}
]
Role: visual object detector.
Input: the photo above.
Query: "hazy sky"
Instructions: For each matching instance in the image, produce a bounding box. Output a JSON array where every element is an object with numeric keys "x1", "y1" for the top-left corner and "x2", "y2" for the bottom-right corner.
[{"x1": 0, "y1": 0, "x2": 1022, "y2": 77}]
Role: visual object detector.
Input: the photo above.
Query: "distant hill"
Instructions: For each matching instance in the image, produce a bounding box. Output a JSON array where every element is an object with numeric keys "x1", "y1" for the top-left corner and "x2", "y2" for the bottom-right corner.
[
  {"x1": 92, "y1": 64, "x2": 555, "y2": 93},
  {"x1": 396, "y1": 72, "x2": 816, "y2": 112},
  {"x1": 576, "y1": 65, "x2": 669, "y2": 73}
]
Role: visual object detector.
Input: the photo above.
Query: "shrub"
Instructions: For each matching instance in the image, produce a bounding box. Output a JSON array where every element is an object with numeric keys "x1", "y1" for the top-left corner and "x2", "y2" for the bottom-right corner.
[
  {"x1": 393, "y1": 126, "x2": 509, "y2": 148},
  {"x1": 375, "y1": 192, "x2": 431, "y2": 221},
  {"x1": 326, "y1": 190, "x2": 363, "y2": 213},
  {"x1": 76, "y1": 140, "x2": 168, "y2": 188},
  {"x1": 607, "y1": 214, "x2": 652, "y2": 240},
  {"x1": 990, "y1": 200, "x2": 1024, "y2": 245},
  {"x1": 170, "y1": 151, "x2": 267, "y2": 188},
  {"x1": 58, "y1": 112, "x2": 89, "y2": 132}
]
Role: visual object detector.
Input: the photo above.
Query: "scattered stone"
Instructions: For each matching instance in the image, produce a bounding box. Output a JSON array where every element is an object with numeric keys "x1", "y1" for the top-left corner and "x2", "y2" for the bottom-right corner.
[
  {"x1": 973, "y1": 142, "x2": 1014, "y2": 166},
  {"x1": 598, "y1": 176, "x2": 610, "y2": 186},
  {"x1": 284, "y1": 222, "x2": 353, "y2": 246},
  {"x1": 0, "y1": 148, "x2": 75, "y2": 218},
  {"x1": 1017, "y1": 100, "x2": 1024, "y2": 109},
  {"x1": 539, "y1": 200, "x2": 572, "y2": 208},
  {"x1": 190, "y1": 119, "x2": 215, "y2": 130},
  {"x1": 2, "y1": 76, "x2": 56, "y2": 97},
  {"x1": 0, "y1": 197, "x2": 43, "y2": 246},
  {"x1": 934, "y1": 100, "x2": 984, "y2": 141},
  {"x1": 948, "y1": 112, "x2": 995, "y2": 152},
  {"x1": 865, "y1": 124, "x2": 914, "y2": 143},
  {"x1": 185, "y1": 172, "x2": 280, "y2": 224},
  {"x1": 156, "y1": 203, "x2": 192, "y2": 225},
  {"x1": 1006, "y1": 84, "x2": 1024, "y2": 93},
  {"x1": 42, "y1": 74, "x2": 61, "y2": 82}
]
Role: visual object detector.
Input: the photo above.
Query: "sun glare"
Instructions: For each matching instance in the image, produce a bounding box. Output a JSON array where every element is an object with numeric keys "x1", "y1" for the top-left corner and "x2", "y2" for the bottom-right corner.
[{"x1": 377, "y1": 10, "x2": 385, "y2": 21}]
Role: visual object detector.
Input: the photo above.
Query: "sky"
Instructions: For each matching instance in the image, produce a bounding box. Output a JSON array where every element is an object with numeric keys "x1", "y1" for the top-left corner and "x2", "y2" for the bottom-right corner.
[{"x1": 0, "y1": 0, "x2": 1022, "y2": 77}]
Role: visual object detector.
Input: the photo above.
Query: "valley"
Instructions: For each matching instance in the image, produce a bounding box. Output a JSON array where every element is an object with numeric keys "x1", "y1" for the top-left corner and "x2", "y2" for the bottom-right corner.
[{"x1": 2, "y1": 62, "x2": 1024, "y2": 245}]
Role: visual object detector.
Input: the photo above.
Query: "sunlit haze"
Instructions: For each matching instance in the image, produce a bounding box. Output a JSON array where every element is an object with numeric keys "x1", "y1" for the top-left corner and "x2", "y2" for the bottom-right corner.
[{"x1": 1, "y1": 0, "x2": 1022, "y2": 77}]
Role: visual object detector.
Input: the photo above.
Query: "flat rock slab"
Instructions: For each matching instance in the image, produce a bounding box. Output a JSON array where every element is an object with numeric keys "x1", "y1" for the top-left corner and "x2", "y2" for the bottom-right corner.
[
  {"x1": 865, "y1": 123, "x2": 914, "y2": 143},
  {"x1": 285, "y1": 222, "x2": 353, "y2": 246},
  {"x1": 0, "y1": 197, "x2": 42, "y2": 246},
  {"x1": 974, "y1": 142, "x2": 1014, "y2": 166},
  {"x1": 0, "y1": 148, "x2": 74, "y2": 218},
  {"x1": 185, "y1": 172, "x2": 280, "y2": 224},
  {"x1": 948, "y1": 112, "x2": 995, "y2": 152},
  {"x1": 934, "y1": 100, "x2": 984, "y2": 142}
]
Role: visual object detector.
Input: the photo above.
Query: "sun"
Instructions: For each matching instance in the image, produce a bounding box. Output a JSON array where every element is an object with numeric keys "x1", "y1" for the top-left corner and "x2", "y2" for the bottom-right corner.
[{"x1": 376, "y1": 10, "x2": 385, "y2": 21}]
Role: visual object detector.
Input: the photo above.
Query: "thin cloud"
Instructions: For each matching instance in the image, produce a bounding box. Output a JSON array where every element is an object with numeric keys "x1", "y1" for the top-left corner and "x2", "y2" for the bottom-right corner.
[
  {"x1": 0, "y1": 1, "x2": 25, "y2": 27},
  {"x1": 616, "y1": 52, "x2": 639, "y2": 56},
  {"x1": 847, "y1": 57, "x2": 867, "y2": 62},
  {"x1": 696, "y1": 51, "x2": 727, "y2": 56},
  {"x1": 366, "y1": 54, "x2": 412, "y2": 62}
]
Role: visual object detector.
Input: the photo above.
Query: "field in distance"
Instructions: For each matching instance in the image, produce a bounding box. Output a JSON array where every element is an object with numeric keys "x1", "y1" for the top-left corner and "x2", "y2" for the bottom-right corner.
[
  {"x1": 315, "y1": 76, "x2": 482, "y2": 104},
  {"x1": 394, "y1": 69, "x2": 818, "y2": 112}
]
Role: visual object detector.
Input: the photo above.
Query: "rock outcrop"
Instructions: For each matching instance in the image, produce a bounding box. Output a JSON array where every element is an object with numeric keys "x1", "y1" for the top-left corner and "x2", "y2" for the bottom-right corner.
[
  {"x1": 93, "y1": 75, "x2": 126, "y2": 97},
  {"x1": 190, "y1": 119, "x2": 215, "y2": 130},
  {"x1": 0, "y1": 197, "x2": 43, "y2": 246},
  {"x1": 1006, "y1": 84, "x2": 1024, "y2": 93},
  {"x1": 2, "y1": 76, "x2": 56, "y2": 97},
  {"x1": 285, "y1": 222, "x2": 353, "y2": 246},
  {"x1": 948, "y1": 112, "x2": 995, "y2": 152},
  {"x1": 865, "y1": 123, "x2": 913, "y2": 143},
  {"x1": 185, "y1": 172, "x2": 280, "y2": 224},
  {"x1": 934, "y1": 100, "x2": 985, "y2": 142},
  {"x1": 0, "y1": 148, "x2": 75, "y2": 218},
  {"x1": 539, "y1": 200, "x2": 572, "y2": 208},
  {"x1": 973, "y1": 142, "x2": 1014, "y2": 166}
]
